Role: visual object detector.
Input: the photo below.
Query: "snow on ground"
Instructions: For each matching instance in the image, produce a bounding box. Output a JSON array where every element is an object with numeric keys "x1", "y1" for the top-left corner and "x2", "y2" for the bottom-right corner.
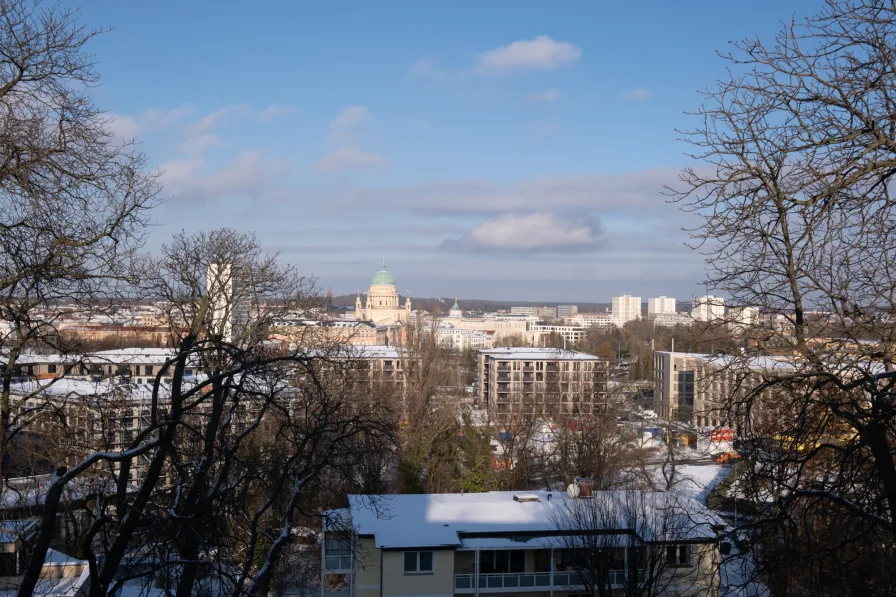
[
  {"x1": 651, "y1": 463, "x2": 731, "y2": 502},
  {"x1": 720, "y1": 545, "x2": 769, "y2": 596}
]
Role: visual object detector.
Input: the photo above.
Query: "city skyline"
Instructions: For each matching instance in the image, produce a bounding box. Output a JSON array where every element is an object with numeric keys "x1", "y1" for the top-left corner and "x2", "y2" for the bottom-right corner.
[{"x1": 74, "y1": 0, "x2": 800, "y2": 300}]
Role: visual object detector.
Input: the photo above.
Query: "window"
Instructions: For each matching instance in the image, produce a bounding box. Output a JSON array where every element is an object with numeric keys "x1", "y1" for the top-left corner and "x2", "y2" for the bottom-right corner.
[
  {"x1": 479, "y1": 550, "x2": 525, "y2": 573},
  {"x1": 666, "y1": 544, "x2": 692, "y2": 567},
  {"x1": 145, "y1": 365, "x2": 154, "y2": 376},
  {"x1": 404, "y1": 551, "x2": 434, "y2": 574},
  {"x1": 47, "y1": 364, "x2": 57, "y2": 374}
]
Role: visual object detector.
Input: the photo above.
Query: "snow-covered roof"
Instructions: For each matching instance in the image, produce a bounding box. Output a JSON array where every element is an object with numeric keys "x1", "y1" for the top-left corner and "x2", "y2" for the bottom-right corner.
[
  {"x1": 335, "y1": 490, "x2": 720, "y2": 549},
  {"x1": 0, "y1": 519, "x2": 37, "y2": 543},
  {"x1": 8, "y1": 379, "x2": 171, "y2": 403},
  {"x1": 479, "y1": 347, "x2": 601, "y2": 361}
]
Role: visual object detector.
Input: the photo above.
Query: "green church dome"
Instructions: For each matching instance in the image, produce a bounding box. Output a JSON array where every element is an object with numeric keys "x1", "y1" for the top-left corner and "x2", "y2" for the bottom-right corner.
[{"x1": 371, "y1": 268, "x2": 396, "y2": 286}]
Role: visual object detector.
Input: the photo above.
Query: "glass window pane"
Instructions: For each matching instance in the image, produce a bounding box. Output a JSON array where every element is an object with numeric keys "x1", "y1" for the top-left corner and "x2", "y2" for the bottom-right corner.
[
  {"x1": 419, "y1": 551, "x2": 433, "y2": 571},
  {"x1": 404, "y1": 551, "x2": 416, "y2": 572}
]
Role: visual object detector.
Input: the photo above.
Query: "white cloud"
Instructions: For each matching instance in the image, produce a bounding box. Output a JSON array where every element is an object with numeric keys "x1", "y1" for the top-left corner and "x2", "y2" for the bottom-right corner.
[
  {"x1": 141, "y1": 104, "x2": 194, "y2": 128},
  {"x1": 527, "y1": 89, "x2": 559, "y2": 103},
  {"x1": 476, "y1": 36, "x2": 581, "y2": 72},
  {"x1": 107, "y1": 114, "x2": 140, "y2": 140},
  {"x1": 625, "y1": 87, "x2": 654, "y2": 101},
  {"x1": 179, "y1": 133, "x2": 223, "y2": 155},
  {"x1": 461, "y1": 212, "x2": 598, "y2": 250},
  {"x1": 332, "y1": 106, "x2": 371, "y2": 128},
  {"x1": 259, "y1": 103, "x2": 294, "y2": 122},
  {"x1": 409, "y1": 54, "x2": 440, "y2": 77},
  {"x1": 313, "y1": 147, "x2": 389, "y2": 173},
  {"x1": 159, "y1": 151, "x2": 273, "y2": 203},
  {"x1": 187, "y1": 104, "x2": 250, "y2": 134}
]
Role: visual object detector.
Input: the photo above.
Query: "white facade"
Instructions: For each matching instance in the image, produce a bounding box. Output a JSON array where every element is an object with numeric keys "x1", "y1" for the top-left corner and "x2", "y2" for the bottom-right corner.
[
  {"x1": 647, "y1": 296, "x2": 677, "y2": 317},
  {"x1": 566, "y1": 313, "x2": 621, "y2": 329},
  {"x1": 611, "y1": 294, "x2": 642, "y2": 323},
  {"x1": 691, "y1": 296, "x2": 725, "y2": 323},
  {"x1": 651, "y1": 312, "x2": 694, "y2": 328},
  {"x1": 207, "y1": 263, "x2": 252, "y2": 343},
  {"x1": 729, "y1": 306, "x2": 759, "y2": 332},
  {"x1": 510, "y1": 306, "x2": 534, "y2": 316}
]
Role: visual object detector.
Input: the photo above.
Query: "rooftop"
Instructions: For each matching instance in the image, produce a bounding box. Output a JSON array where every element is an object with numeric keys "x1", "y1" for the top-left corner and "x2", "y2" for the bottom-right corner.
[
  {"x1": 332, "y1": 490, "x2": 720, "y2": 549},
  {"x1": 479, "y1": 347, "x2": 602, "y2": 361}
]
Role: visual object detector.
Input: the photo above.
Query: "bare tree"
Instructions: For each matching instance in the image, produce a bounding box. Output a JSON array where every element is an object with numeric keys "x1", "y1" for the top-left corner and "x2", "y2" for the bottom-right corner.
[
  {"x1": 551, "y1": 489, "x2": 721, "y2": 597},
  {"x1": 15, "y1": 230, "x2": 394, "y2": 597},
  {"x1": 0, "y1": 0, "x2": 160, "y2": 485},
  {"x1": 674, "y1": 0, "x2": 896, "y2": 593}
]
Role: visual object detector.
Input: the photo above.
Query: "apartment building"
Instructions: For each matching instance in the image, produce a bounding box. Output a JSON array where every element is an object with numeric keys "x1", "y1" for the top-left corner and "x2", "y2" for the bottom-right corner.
[
  {"x1": 322, "y1": 489, "x2": 722, "y2": 597},
  {"x1": 566, "y1": 313, "x2": 621, "y2": 330},
  {"x1": 647, "y1": 297, "x2": 677, "y2": 318},
  {"x1": 651, "y1": 313, "x2": 694, "y2": 328},
  {"x1": 653, "y1": 351, "x2": 797, "y2": 427},
  {"x1": 690, "y1": 296, "x2": 725, "y2": 323},
  {"x1": 1, "y1": 349, "x2": 184, "y2": 385},
  {"x1": 556, "y1": 304, "x2": 578, "y2": 318},
  {"x1": 526, "y1": 324, "x2": 588, "y2": 347},
  {"x1": 477, "y1": 347, "x2": 607, "y2": 426},
  {"x1": 612, "y1": 295, "x2": 642, "y2": 323}
]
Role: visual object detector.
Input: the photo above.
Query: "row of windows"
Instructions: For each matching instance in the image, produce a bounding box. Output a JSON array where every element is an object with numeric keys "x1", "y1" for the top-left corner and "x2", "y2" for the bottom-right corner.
[{"x1": 400, "y1": 545, "x2": 693, "y2": 575}]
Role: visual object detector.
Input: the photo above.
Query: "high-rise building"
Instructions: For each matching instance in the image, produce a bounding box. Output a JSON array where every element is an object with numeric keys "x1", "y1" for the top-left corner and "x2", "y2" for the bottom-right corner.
[
  {"x1": 647, "y1": 296, "x2": 677, "y2": 317},
  {"x1": 207, "y1": 263, "x2": 252, "y2": 343},
  {"x1": 691, "y1": 295, "x2": 725, "y2": 322},
  {"x1": 556, "y1": 304, "x2": 578, "y2": 318},
  {"x1": 611, "y1": 294, "x2": 642, "y2": 323}
]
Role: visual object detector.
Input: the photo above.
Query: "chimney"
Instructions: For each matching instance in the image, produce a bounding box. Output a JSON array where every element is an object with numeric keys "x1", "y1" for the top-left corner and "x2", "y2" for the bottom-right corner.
[{"x1": 576, "y1": 477, "x2": 593, "y2": 498}]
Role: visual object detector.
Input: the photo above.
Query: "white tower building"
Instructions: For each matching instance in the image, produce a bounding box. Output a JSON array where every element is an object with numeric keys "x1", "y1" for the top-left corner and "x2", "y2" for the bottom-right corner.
[
  {"x1": 612, "y1": 294, "x2": 642, "y2": 323},
  {"x1": 647, "y1": 296, "x2": 677, "y2": 317},
  {"x1": 691, "y1": 295, "x2": 726, "y2": 322}
]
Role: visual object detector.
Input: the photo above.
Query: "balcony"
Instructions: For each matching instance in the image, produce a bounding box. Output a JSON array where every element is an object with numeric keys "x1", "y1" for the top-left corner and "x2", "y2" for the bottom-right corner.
[
  {"x1": 454, "y1": 569, "x2": 642, "y2": 593},
  {"x1": 455, "y1": 572, "x2": 551, "y2": 592}
]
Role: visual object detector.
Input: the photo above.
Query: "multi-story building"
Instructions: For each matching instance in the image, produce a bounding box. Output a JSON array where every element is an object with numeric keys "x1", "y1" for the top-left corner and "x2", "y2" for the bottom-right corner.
[
  {"x1": 207, "y1": 263, "x2": 253, "y2": 343},
  {"x1": 647, "y1": 297, "x2": 677, "y2": 318},
  {"x1": 690, "y1": 296, "x2": 725, "y2": 323},
  {"x1": 436, "y1": 323, "x2": 494, "y2": 351},
  {"x1": 533, "y1": 306, "x2": 558, "y2": 321},
  {"x1": 653, "y1": 351, "x2": 796, "y2": 427},
  {"x1": 556, "y1": 304, "x2": 578, "y2": 318},
  {"x1": 510, "y1": 306, "x2": 535, "y2": 316},
  {"x1": 321, "y1": 489, "x2": 722, "y2": 597},
  {"x1": 1, "y1": 349, "x2": 185, "y2": 386},
  {"x1": 477, "y1": 347, "x2": 607, "y2": 426},
  {"x1": 527, "y1": 324, "x2": 588, "y2": 347},
  {"x1": 612, "y1": 295, "x2": 642, "y2": 323},
  {"x1": 728, "y1": 306, "x2": 760, "y2": 334},
  {"x1": 566, "y1": 313, "x2": 621, "y2": 329},
  {"x1": 651, "y1": 313, "x2": 694, "y2": 328}
]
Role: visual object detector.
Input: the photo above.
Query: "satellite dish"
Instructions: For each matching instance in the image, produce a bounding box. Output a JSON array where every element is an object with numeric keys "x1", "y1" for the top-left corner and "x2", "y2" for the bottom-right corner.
[{"x1": 566, "y1": 483, "x2": 580, "y2": 498}]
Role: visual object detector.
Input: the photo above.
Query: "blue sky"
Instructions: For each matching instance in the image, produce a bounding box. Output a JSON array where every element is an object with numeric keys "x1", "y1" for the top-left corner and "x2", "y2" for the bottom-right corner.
[{"x1": 74, "y1": 0, "x2": 804, "y2": 302}]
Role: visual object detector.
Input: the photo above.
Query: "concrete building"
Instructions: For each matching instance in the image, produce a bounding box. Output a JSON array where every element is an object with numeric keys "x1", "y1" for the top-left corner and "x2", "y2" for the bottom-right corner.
[
  {"x1": 510, "y1": 306, "x2": 534, "y2": 316},
  {"x1": 436, "y1": 323, "x2": 494, "y2": 351},
  {"x1": 354, "y1": 262, "x2": 412, "y2": 325},
  {"x1": 647, "y1": 297, "x2": 677, "y2": 318},
  {"x1": 207, "y1": 263, "x2": 253, "y2": 343},
  {"x1": 728, "y1": 306, "x2": 760, "y2": 334},
  {"x1": 477, "y1": 347, "x2": 607, "y2": 427},
  {"x1": 322, "y1": 489, "x2": 722, "y2": 597},
  {"x1": 690, "y1": 296, "x2": 725, "y2": 323},
  {"x1": 653, "y1": 351, "x2": 797, "y2": 427},
  {"x1": 651, "y1": 313, "x2": 694, "y2": 328},
  {"x1": 527, "y1": 324, "x2": 588, "y2": 347},
  {"x1": 612, "y1": 294, "x2": 642, "y2": 323},
  {"x1": 556, "y1": 304, "x2": 578, "y2": 318},
  {"x1": 566, "y1": 313, "x2": 622, "y2": 329}
]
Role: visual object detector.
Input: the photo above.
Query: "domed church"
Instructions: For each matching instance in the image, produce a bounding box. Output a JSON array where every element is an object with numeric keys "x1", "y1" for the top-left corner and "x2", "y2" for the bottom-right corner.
[{"x1": 354, "y1": 260, "x2": 412, "y2": 325}]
